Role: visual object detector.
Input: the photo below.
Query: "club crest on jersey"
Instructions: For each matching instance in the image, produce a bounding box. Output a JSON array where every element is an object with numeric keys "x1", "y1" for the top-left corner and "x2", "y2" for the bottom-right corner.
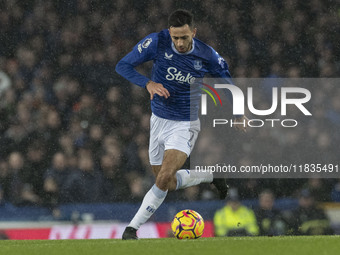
[
  {"x1": 194, "y1": 60, "x2": 202, "y2": 70},
  {"x1": 164, "y1": 52, "x2": 173, "y2": 60},
  {"x1": 142, "y1": 38, "x2": 152, "y2": 48}
]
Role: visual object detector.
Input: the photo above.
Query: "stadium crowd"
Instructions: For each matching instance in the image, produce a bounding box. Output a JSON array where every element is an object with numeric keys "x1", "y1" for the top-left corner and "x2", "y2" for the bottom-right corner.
[{"x1": 0, "y1": 0, "x2": 339, "y2": 223}]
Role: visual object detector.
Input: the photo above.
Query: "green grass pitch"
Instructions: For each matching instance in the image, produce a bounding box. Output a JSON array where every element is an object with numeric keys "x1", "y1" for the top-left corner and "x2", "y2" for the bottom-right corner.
[{"x1": 1, "y1": 236, "x2": 339, "y2": 255}]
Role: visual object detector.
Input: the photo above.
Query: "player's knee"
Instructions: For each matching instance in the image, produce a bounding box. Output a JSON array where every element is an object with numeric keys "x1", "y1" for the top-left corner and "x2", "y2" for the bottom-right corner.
[{"x1": 156, "y1": 171, "x2": 176, "y2": 191}]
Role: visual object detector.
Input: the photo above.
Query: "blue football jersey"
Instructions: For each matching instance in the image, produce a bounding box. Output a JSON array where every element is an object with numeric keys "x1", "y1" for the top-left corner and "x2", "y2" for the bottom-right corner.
[{"x1": 115, "y1": 29, "x2": 232, "y2": 121}]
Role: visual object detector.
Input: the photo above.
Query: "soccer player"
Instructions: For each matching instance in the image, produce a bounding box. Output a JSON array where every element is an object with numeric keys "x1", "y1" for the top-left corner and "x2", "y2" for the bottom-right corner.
[{"x1": 115, "y1": 9, "x2": 247, "y2": 240}]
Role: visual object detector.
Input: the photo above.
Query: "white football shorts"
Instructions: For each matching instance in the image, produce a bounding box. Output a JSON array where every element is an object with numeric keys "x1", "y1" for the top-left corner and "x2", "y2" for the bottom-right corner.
[{"x1": 149, "y1": 113, "x2": 200, "y2": 165}]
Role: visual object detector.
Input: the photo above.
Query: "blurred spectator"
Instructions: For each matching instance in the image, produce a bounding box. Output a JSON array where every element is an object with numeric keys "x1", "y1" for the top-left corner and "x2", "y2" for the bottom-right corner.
[
  {"x1": 60, "y1": 150, "x2": 103, "y2": 203},
  {"x1": 58, "y1": 133, "x2": 75, "y2": 157},
  {"x1": 303, "y1": 178, "x2": 331, "y2": 202},
  {"x1": 214, "y1": 188, "x2": 259, "y2": 236},
  {"x1": 254, "y1": 189, "x2": 286, "y2": 236},
  {"x1": 0, "y1": 70, "x2": 11, "y2": 96},
  {"x1": 73, "y1": 93, "x2": 99, "y2": 126},
  {"x1": 0, "y1": 160, "x2": 9, "y2": 193},
  {"x1": 24, "y1": 141, "x2": 48, "y2": 198},
  {"x1": 88, "y1": 124, "x2": 104, "y2": 163},
  {"x1": 238, "y1": 179, "x2": 260, "y2": 199},
  {"x1": 43, "y1": 108, "x2": 63, "y2": 160},
  {"x1": 100, "y1": 153, "x2": 129, "y2": 202},
  {"x1": 0, "y1": 88, "x2": 16, "y2": 139},
  {"x1": 331, "y1": 179, "x2": 340, "y2": 202},
  {"x1": 126, "y1": 172, "x2": 151, "y2": 202},
  {"x1": 0, "y1": 185, "x2": 5, "y2": 206},
  {"x1": 5, "y1": 152, "x2": 41, "y2": 206},
  {"x1": 181, "y1": 186, "x2": 201, "y2": 201},
  {"x1": 289, "y1": 189, "x2": 333, "y2": 235},
  {"x1": 43, "y1": 152, "x2": 69, "y2": 208}
]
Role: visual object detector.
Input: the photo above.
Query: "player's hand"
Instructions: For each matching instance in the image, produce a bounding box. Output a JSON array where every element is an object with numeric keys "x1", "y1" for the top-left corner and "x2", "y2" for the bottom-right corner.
[
  {"x1": 146, "y1": 80, "x2": 170, "y2": 100},
  {"x1": 234, "y1": 115, "x2": 249, "y2": 133}
]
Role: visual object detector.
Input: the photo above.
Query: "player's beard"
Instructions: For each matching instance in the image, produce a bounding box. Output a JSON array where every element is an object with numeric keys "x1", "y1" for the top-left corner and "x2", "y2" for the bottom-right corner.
[{"x1": 178, "y1": 41, "x2": 192, "y2": 53}]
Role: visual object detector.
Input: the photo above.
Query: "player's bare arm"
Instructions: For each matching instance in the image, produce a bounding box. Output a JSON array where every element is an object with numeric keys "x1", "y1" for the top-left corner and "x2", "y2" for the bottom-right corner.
[{"x1": 146, "y1": 80, "x2": 170, "y2": 100}]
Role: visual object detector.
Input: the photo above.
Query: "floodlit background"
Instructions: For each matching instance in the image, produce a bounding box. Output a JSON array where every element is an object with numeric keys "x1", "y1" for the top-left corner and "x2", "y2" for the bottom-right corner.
[{"x1": 0, "y1": 0, "x2": 339, "y2": 239}]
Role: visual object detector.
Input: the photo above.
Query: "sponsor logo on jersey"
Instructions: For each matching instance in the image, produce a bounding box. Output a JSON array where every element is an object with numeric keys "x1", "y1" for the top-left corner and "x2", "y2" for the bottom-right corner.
[
  {"x1": 164, "y1": 52, "x2": 173, "y2": 60},
  {"x1": 166, "y1": 67, "x2": 195, "y2": 85},
  {"x1": 142, "y1": 38, "x2": 152, "y2": 48},
  {"x1": 194, "y1": 60, "x2": 202, "y2": 70}
]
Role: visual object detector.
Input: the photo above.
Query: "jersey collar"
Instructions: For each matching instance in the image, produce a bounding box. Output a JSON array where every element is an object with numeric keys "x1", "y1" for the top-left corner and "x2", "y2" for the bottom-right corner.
[{"x1": 171, "y1": 39, "x2": 195, "y2": 55}]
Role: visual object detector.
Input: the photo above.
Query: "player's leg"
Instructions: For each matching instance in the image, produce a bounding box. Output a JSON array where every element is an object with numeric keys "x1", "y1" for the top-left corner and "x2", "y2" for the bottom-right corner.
[
  {"x1": 173, "y1": 167, "x2": 228, "y2": 199},
  {"x1": 123, "y1": 149, "x2": 186, "y2": 240},
  {"x1": 151, "y1": 158, "x2": 215, "y2": 192},
  {"x1": 122, "y1": 115, "x2": 227, "y2": 240},
  {"x1": 122, "y1": 114, "x2": 167, "y2": 240},
  {"x1": 122, "y1": 149, "x2": 199, "y2": 239},
  {"x1": 163, "y1": 119, "x2": 222, "y2": 193},
  {"x1": 155, "y1": 149, "x2": 188, "y2": 191},
  {"x1": 151, "y1": 165, "x2": 162, "y2": 178},
  {"x1": 123, "y1": 181, "x2": 168, "y2": 239},
  {"x1": 151, "y1": 118, "x2": 228, "y2": 196}
]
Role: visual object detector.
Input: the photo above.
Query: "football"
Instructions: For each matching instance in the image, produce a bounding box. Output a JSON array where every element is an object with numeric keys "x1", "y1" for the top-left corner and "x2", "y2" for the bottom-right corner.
[{"x1": 171, "y1": 209, "x2": 205, "y2": 239}]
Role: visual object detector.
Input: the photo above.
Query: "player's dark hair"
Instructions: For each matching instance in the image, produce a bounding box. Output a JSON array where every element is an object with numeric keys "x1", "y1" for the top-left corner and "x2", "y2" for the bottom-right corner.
[{"x1": 168, "y1": 9, "x2": 194, "y2": 28}]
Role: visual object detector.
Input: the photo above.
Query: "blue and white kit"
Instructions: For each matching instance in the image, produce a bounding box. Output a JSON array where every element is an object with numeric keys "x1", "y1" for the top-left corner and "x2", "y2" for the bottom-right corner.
[{"x1": 116, "y1": 29, "x2": 232, "y2": 163}]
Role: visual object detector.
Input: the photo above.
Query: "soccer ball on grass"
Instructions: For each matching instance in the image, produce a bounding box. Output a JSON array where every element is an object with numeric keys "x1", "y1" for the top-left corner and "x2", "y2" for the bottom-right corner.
[{"x1": 171, "y1": 209, "x2": 204, "y2": 239}]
